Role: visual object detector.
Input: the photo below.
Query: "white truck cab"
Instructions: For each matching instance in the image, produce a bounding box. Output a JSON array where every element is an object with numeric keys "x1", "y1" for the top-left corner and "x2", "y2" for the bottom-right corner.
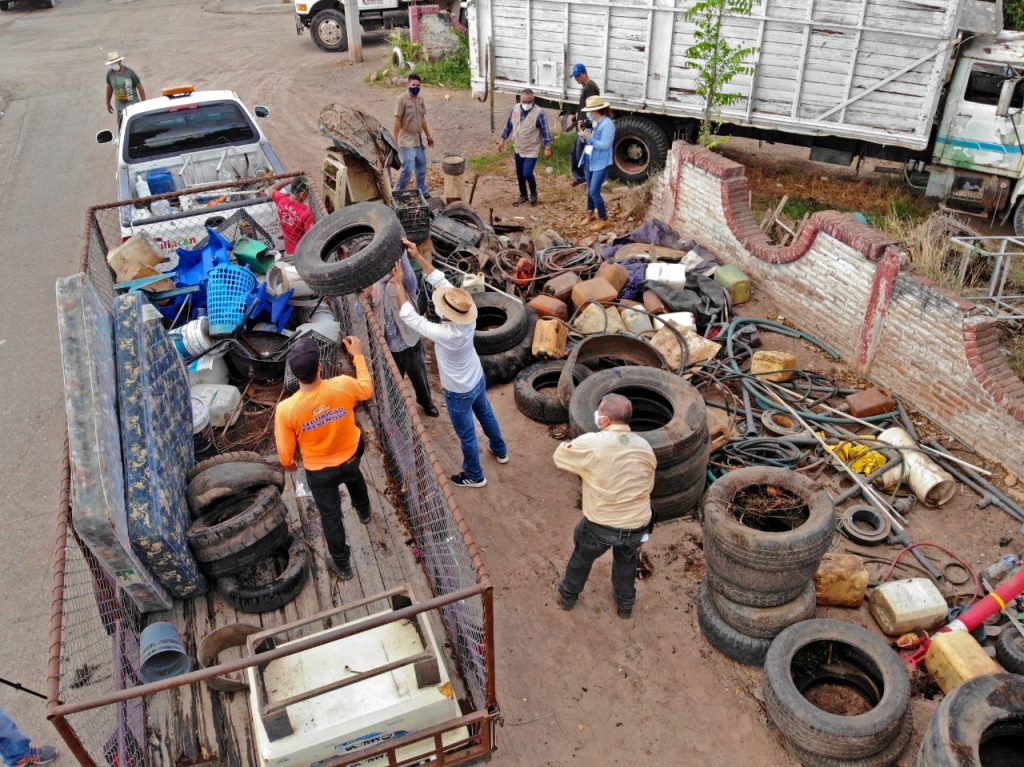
[
  {"x1": 294, "y1": 0, "x2": 463, "y2": 53},
  {"x1": 96, "y1": 85, "x2": 286, "y2": 255}
]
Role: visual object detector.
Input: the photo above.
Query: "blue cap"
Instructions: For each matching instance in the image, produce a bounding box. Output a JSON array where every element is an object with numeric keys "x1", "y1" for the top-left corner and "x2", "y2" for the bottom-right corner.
[{"x1": 570, "y1": 63, "x2": 586, "y2": 78}]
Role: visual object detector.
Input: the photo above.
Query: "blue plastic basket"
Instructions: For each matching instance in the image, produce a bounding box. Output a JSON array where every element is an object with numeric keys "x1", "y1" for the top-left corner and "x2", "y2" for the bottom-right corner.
[{"x1": 206, "y1": 265, "x2": 257, "y2": 336}]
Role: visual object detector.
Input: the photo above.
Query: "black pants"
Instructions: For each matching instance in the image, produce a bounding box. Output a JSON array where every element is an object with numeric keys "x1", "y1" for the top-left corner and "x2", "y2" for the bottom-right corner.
[
  {"x1": 392, "y1": 341, "x2": 434, "y2": 410},
  {"x1": 558, "y1": 517, "x2": 647, "y2": 611},
  {"x1": 304, "y1": 439, "x2": 370, "y2": 568}
]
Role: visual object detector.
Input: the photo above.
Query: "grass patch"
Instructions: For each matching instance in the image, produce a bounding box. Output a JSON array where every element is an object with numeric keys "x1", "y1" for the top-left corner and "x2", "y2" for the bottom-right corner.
[
  {"x1": 369, "y1": 31, "x2": 471, "y2": 90},
  {"x1": 781, "y1": 197, "x2": 829, "y2": 221}
]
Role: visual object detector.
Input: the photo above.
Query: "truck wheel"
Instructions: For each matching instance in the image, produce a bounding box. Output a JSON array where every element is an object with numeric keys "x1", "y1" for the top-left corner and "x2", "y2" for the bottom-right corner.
[
  {"x1": 0, "y1": 2, "x2": 10, "y2": 10},
  {"x1": 311, "y1": 9, "x2": 349, "y2": 53},
  {"x1": 610, "y1": 116, "x2": 670, "y2": 184},
  {"x1": 1013, "y1": 198, "x2": 1024, "y2": 237}
]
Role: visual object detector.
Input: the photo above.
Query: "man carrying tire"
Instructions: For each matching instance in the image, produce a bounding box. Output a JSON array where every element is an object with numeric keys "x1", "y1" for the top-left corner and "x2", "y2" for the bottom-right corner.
[
  {"x1": 393, "y1": 73, "x2": 435, "y2": 198},
  {"x1": 274, "y1": 335, "x2": 374, "y2": 581},
  {"x1": 555, "y1": 394, "x2": 656, "y2": 619},
  {"x1": 393, "y1": 238, "x2": 510, "y2": 488}
]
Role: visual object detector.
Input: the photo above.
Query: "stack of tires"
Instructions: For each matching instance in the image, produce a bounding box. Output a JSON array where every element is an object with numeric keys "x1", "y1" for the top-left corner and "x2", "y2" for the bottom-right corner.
[
  {"x1": 763, "y1": 620, "x2": 913, "y2": 767},
  {"x1": 473, "y1": 292, "x2": 537, "y2": 386},
  {"x1": 698, "y1": 467, "x2": 833, "y2": 665},
  {"x1": 186, "y1": 452, "x2": 308, "y2": 613},
  {"x1": 567, "y1": 367, "x2": 710, "y2": 520}
]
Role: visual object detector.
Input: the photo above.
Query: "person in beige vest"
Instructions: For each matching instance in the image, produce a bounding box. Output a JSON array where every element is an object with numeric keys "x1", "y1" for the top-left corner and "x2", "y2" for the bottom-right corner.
[{"x1": 498, "y1": 89, "x2": 553, "y2": 206}]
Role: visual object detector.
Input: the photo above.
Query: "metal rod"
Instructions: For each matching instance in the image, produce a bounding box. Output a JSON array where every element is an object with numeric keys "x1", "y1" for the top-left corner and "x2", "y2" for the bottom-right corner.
[
  {"x1": 925, "y1": 443, "x2": 1024, "y2": 524},
  {"x1": 832, "y1": 453, "x2": 903, "y2": 506}
]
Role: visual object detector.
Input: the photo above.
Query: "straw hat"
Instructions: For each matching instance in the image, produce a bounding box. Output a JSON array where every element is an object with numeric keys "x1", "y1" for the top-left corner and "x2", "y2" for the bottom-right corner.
[
  {"x1": 105, "y1": 51, "x2": 124, "y2": 66},
  {"x1": 432, "y1": 286, "x2": 478, "y2": 324},
  {"x1": 581, "y1": 95, "x2": 611, "y2": 112}
]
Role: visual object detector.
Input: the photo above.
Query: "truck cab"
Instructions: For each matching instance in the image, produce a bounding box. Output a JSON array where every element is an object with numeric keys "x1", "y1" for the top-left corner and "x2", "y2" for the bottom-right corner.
[{"x1": 294, "y1": 0, "x2": 464, "y2": 53}]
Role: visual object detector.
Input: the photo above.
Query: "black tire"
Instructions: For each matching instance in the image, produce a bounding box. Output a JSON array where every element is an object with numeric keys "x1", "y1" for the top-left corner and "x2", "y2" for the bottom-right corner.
[
  {"x1": 653, "y1": 435, "x2": 710, "y2": 493},
  {"x1": 568, "y1": 366, "x2": 708, "y2": 466},
  {"x1": 473, "y1": 292, "x2": 528, "y2": 355},
  {"x1": 295, "y1": 202, "x2": 404, "y2": 296},
  {"x1": 186, "y1": 462, "x2": 285, "y2": 517},
  {"x1": 187, "y1": 486, "x2": 286, "y2": 552},
  {"x1": 1014, "y1": 198, "x2": 1024, "y2": 238},
  {"x1": 558, "y1": 334, "x2": 667, "y2": 407},
  {"x1": 481, "y1": 309, "x2": 536, "y2": 386},
  {"x1": 199, "y1": 520, "x2": 291, "y2": 579},
  {"x1": 216, "y1": 535, "x2": 309, "y2": 614},
  {"x1": 701, "y1": 466, "x2": 835, "y2": 571},
  {"x1": 704, "y1": 536, "x2": 819, "y2": 601},
  {"x1": 610, "y1": 115, "x2": 671, "y2": 184},
  {"x1": 426, "y1": 195, "x2": 445, "y2": 215},
  {"x1": 310, "y1": 9, "x2": 349, "y2": 53},
  {"x1": 514, "y1": 361, "x2": 591, "y2": 424},
  {"x1": 711, "y1": 579, "x2": 816, "y2": 639},
  {"x1": 0, "y1": 3, "x2": 9, "y2": 11},
  {"x1": 914, "y1": 673, "x2": 1024, "y2": 767},
  {"x1": 764, "y1": 619, "x2": 911, "y2": 760},
  {"x1": 995, "y1": 627, "x2": 1024, "y2": 674},
  {"x1": 189, "y1": 450, "x2": 266, "y2": 482},
  {"x1": 651, "y1": 475, "x2": 706, "y2": 522},
  {"x1": 704, "y1": 564, "x2": 808, "y2": 608},
  {"x1": 197, "y1": 623, "x2": 260, "y2": 693},
  {"x1": 442, "y1": 202, "x2": 486, "y2": 233},
  {"x1": 697, "y1": 579, "x2": 771, "y2": 666},
  {"x1": 789, "y1": 714, "x2": 913, "y2": 767}
]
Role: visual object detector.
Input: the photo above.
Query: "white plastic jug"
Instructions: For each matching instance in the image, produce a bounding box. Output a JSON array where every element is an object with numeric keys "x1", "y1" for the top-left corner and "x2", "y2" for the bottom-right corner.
[
  {"x1": 461, "y1": 273, "x2": 486, "y2": 294},
  {"x1": 190, "y1": 384, "x2": 242, "y2": 428},
  {"x1": 646, "y1": 263, "x2": 687, "y2": 288},
  {"x1": 621, "y1": 307, "x2": 654, "y2": 334},
  {"x1": 657, "y1": 311, "x2": 697, "y2": 334},
  {"x1": 187, "y1": 355, "x2": 229, "y2": 387}
]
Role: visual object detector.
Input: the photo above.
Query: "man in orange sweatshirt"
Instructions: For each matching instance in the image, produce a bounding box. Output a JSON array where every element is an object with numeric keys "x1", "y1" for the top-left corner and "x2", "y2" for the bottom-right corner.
[{"x1": 274, "y1": 335, "x2": 374, "y2": 580}]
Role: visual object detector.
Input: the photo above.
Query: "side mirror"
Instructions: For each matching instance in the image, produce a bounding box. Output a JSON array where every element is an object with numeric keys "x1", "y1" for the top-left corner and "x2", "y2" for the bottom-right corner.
[
  {"x1": 254, "y1": 105, "x2": 271, "y2": 118},
  {"x1": 96, "y1": 129, "x2": 114, "y2": 144},
  {"x1": 996, "y1": 79, "x2": 1017, "y2": 117}
]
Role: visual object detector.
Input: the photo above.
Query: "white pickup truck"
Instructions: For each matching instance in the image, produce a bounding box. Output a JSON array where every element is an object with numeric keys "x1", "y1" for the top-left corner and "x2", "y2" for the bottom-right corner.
[{"x1": 96, "y1": 86, "x2": 286, "y2": 257}]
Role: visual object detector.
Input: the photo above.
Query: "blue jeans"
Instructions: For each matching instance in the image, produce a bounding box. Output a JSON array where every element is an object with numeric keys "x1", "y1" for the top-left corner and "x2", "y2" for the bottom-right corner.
[
  {"x1": 514, "y1": 153, "x2": 537, "y2": 198},
  {"x1": 0, "y1": 708, "x2": 31, "y2": 766},
  {"x1": 585, "y1": 164, "x2": 609, "y2": 219},
  {"x1": 443, "y1": 376, "x2": 507, "y2": 482},
  {"x1": 558, "y1": 518, "x2": 647, "y2": 611},
  {"x1": 397, "y1": 146, "x2": 428, "y2": 197},
  {"x1": 571, "y1": 135, "x2": 586, "y2": 182}
]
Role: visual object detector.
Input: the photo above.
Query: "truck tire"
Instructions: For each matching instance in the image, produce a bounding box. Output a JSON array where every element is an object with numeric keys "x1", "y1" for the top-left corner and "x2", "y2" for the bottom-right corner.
[
  {"x1": 187, "y1": 486, "x2": 286, "y2": 552},
  {"x1": 480, "y1": 309, "x2": 537, "y2": 386},
  {"x1": 610, "y1": 116, "x2": 670, "y2": 184},
  {"x1": 473, "y1": 292, "x2": 528, "y2": 355},
  {"x1": 311, "y1": 9, "x2": 348, "y2": 53},
  {"x1": 189, "y1": 451, "x2": 266, "y2": 482},
  {"x1": 198, "y1": 520, "x2": 290, "y2": 580},
  {"x1": 764, "y1": 620, "x2": 911, "y2": 760},
  {"x1": 697, "y1": 579, "x2": 772, "y2": 666},
  {"x1": 514, "y1": 361, "x2": 591, "y2": 424},
  {"x1": 197, "y1": 623, "x2": 260, "y2": 693},
  {"x1": 994, "y1": 626, "x2": 1024, "y2": 674},
  {"x1": 186, "y1": 462, "x2": 285, "y2": 517},
  {"x1": 295, "y1": 203, "x2": 404, "y2": 296},
  {"x1": 914, "y1": 673, "x2": 1024, "y2": 767},
  {"x1": 711, "y1": 579, "x2": 816, "y2": 639},
  {"x1": 216, "y1": 535, "x2": 309, "y2": 614},
  {"x1": 1014, "y1": 198, "x2": 1024, "y2": 238},
  {"x1": 789, "y1": 715, "x2": 913, "y2": 767}
]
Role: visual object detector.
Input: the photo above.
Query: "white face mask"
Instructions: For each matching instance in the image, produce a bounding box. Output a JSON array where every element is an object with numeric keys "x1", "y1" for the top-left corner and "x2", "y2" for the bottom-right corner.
[
  {"x1": 108, "y1": 62, "x2": 121, "y2": 71},
  {"x1": 594, "y1": 410, "x2": 607, "y2": 429},
  {"x1": 521, "y1": 102, "x2": 533, "y2": 112}
]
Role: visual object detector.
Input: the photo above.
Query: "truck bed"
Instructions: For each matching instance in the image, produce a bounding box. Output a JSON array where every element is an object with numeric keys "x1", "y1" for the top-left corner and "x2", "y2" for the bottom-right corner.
[{"x1": 470, "y1": 0, "x2": 965, "y2": 150}]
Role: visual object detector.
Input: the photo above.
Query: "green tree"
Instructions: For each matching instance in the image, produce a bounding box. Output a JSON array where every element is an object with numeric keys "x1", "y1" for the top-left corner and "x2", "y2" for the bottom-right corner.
[
  {"x1": 684, "y1": 0, "x2": 758, "y2": 149},
  {"x1": 1006, "y1": 0, "x2": 1024, "y2": 31}
]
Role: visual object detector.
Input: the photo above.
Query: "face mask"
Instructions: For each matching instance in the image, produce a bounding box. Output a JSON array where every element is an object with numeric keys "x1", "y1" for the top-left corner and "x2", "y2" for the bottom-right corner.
[
  {"x1": 594, "y1": 410, "x2": 607, "y2": 429},
  {"x1": 109, "y1": 63, "x2": 120, "y2": 71},
  {"x1": 521, "y1": 102, "x2": 533, "y2": 112},
  {"x1": 409, "y1": 86, "x2": 420, "y2": 96}
]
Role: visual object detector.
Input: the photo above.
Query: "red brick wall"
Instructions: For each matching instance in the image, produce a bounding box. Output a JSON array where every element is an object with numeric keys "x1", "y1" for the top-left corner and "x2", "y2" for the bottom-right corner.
[{"x1": 653, "y1": 141, "x2": 1024, "y2": 475}]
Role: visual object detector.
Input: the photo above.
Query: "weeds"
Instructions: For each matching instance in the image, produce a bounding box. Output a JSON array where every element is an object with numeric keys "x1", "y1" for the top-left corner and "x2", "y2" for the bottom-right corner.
[
  {"x1": 469, "y1": 132, "x2": 576, "y2": 178},
  {"x1": 369, "y1": 31, "x2": 471, "y2": 89}
]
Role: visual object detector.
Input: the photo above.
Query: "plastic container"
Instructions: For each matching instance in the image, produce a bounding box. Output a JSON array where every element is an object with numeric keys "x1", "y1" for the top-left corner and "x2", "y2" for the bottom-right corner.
[
  {"x1": 643, "y1": 289, "x2": 669, "y2": 315},
  {"x1": 868, "y1": 578, "x2": 948, "y2": 635},
  {"x1": 571, "y1": 277, "x2": 618, "y2": 311},
  {"x1": 190, "y1": 396, "x2": 215, "y2": 457},
  {"x1": 140, "y1": 622, "x2": 192, "y2": 683},
  {"x1": 392, "y1": 189, "x2": 431, "y2": 242},
  {"x1": 845, "y1": 387, "x2": 896, "y2": 418},
  {"x1": 527, "y1": 294, "x2": 569, "y2": 321},
  {"x1": 191, "y1": 384, "x2": 242, "y2": 428},
  {"x1": 543, "y1": 272, "x2": 580, "y2": 303},
  {"x1": 714, "y1": 264, "x2": 751, "y2": 304},
  {"x1": 532, "y1": 318, "x2": 568, "y2": 359},
  {"x1": 573, "y1": 303, "x2": 626, "y2": 335},
  {"x1": 207, "y1": 264, "x2": 257, "y2": 336},
  {"x1": 877, "y1": 427, "x2": 957, "y2": 506},
  {"x1": 146, "y1": 168, "x2": 176, "y2": 196},
  {"x1": 621, "y1": 307, "x2": 654, "y2": 334},
  {"x1": 461, "y1": 273, "x2": 487, "y2": 294},
  {"x1": 135, "y1": 174, "x2": 151, "y2": 199},
  {"x1": 596, "y1": 262, "x2": 629, "y2": 293},
  {"x1": 187, "y1": 355, "x2": 229, "y2": 387},
  {"x1": 645, "y1": 263, "x2": 687, "y2": 288},
  {"x1": 657, "y1": 311, "x2": 697, "y2": 334},
  {"x1": 181, "y1": 317, "x2": 214, "y2": 358},
  {"x1": 267, "y1": 261, "x2": 316, "y2": 301},
  {"x1": 925, "y1": 630, "x2": 1002, "y2": 694},
  {"x1": 814, "y1": 552, "x2": 869, "y2": 608},
  {"x1": 750, "y1": 350, "x2": 797, "y2": 382}
]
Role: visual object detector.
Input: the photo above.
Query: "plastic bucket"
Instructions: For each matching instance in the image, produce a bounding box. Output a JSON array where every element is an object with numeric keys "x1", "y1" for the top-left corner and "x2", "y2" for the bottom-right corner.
[
  {"x1": 190, "y1": 396, "x2": 214, "y2": 457},
  {"x1": 140, "y1": 622, "x2": 192, "y2": 683},
  {"x1": 182, "y1": 317, "x2": 213, "y2": 357}
]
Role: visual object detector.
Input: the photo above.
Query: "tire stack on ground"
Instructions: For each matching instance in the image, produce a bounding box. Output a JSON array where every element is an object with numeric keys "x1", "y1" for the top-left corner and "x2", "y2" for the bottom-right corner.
[
  {"x1": 473, "y1": 292, "x2": 537, "y2": 386},
  {"x1": 186, "y1": 452, "x2": 308, "y2": 613},
  {"x1": 514, "y1": 361, "x2": 592, "y2": 424},
  {"x1": 567, "y1": 366, "x2": 710, "y2": 520},
  {"x1": 763, "y1": 619, "x2": 914, "y2": 767},
  {"x1": 698, "y1": 467, "x2": 833, "y2": 665}
]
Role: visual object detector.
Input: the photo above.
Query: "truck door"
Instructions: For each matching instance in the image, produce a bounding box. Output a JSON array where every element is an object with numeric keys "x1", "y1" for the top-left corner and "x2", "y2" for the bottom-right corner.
[{"x1": 935, "y1": 61, "x2": 1024, "y2": 178}]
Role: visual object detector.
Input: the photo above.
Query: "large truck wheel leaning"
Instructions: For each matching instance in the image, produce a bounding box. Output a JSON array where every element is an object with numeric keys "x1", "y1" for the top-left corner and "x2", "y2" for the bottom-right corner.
[
  {"x1": 295, "y1": 202, "x2": 404, "y2": 296},
  {"x1": 610, "y1": 116, "x2": 670, "y2": 184},
  {"x1": 311, "y1": 9, "x2": 349, "y2": 53},
  {"x1": 1013, "y1": 198, "x2": 1024, "y2": 238}
]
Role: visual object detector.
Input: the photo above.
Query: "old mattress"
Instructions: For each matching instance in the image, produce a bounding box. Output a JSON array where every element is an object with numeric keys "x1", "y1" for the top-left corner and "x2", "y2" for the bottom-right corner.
[
  {"x1": 114, "y1": 292, "x2": 206, "y2": 598},
  {"x1": 56, "y1": 274, "x2": 171, "y2": 612}
]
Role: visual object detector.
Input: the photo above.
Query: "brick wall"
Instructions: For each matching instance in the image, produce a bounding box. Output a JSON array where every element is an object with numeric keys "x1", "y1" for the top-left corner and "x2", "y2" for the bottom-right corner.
[
  {"x1": 653, "y1": 141, "x2": 1024, "y2": 476},
  {"x1": 410, "y1": 5, "x2": 462, "y2": 60}
]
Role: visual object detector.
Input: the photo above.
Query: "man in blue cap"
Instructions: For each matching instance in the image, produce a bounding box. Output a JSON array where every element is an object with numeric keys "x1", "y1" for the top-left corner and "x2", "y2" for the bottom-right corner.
[{"x1": 570, "y1": 64, "x2": 601, "y2": 187}]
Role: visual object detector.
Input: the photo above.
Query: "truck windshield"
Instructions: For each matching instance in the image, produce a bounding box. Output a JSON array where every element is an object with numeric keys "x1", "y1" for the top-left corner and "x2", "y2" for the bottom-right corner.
[{"x1": 124, "y1": 102, "x2": 258, "y2": 161}]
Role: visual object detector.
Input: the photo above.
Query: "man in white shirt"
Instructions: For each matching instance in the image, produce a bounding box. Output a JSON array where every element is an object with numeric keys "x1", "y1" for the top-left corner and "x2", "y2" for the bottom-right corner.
[
  {"x1": 393, "y1": 238, "x2": 510, "y2": 488},
  {"x1": 554, "y1": 394, "x2": 656, "y2": 619}
]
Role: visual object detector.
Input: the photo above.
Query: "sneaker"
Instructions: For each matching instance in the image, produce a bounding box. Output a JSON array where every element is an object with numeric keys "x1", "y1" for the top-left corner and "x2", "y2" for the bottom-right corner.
[
  {"x1": 450, "y1": 472, "x2": 487, "y2": 488},
  {"x1": 14, "y1": 748, "x2": 57, "y2": 766},
  {"x1": 557, "y1": 591, "x2": 575, "y2": 611},
  {"x1": 486, "y1": 444, "x2": 509, "y2": 464},
  {"x1": 512, "y1": 195, "x2": 528, "y2": 206},
  {"x1": 617, "y1": 605, "x2": 633, "y2": 619},
  {"x1": 327, "y1": 558, "x2": 354, "y2": 581}
]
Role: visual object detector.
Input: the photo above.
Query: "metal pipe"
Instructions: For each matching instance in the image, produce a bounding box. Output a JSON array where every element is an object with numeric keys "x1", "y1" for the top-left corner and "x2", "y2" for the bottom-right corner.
[
  {"x1": 832, "y1": 452, "x2": 904, "y2": 506},
  {"x1": 924, "y1": 444, "x2": 1024, "y2": 524}
]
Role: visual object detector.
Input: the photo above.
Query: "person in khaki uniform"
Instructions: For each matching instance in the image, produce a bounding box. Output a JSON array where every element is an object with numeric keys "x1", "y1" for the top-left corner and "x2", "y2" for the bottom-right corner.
[
  {"x1": 392, "y1": 72, "x2": 434, "y2": 197},
  {"x1": 498, "y1": 88, "x2": 553, "y2": 206},
  {"x1": 554, "y1": 394, "x2": 656, "y2": 619}
]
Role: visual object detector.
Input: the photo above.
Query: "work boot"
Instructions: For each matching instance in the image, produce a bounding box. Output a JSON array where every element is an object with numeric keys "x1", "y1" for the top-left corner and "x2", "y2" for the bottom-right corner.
[
  {"x1": 327, "y1": 558, "x2": 354, "y2": 581},
  {"x1": 590, "y1": 219, "x2": 609, "y2": 232},
  {"x1": 617, "y1": 605, "x2": 633, "y2": 619},
  {"x1": 557, "y1": 590, "x2": 576, "y2": 611},
  {"x1": 529, "y1": 193, "x2": 538, "y2": 206},
  {"x1": 580, "y1": 211, "x2": 595, "y2": 226}
]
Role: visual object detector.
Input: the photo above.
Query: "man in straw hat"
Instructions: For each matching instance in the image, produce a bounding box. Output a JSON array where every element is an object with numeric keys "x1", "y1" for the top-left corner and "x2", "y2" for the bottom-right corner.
[
  {"x1": 104, "y1": 52, "x2": 146, "y2": 125},
  {"x1": 393, "y1": 237, "x2": 510, "y2": 488}
]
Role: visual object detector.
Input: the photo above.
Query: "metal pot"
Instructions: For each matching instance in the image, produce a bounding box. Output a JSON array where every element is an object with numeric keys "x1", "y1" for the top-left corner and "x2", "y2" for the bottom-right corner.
[{"x1": 227, "y1": 332, "x2": 289, "y2": 384}]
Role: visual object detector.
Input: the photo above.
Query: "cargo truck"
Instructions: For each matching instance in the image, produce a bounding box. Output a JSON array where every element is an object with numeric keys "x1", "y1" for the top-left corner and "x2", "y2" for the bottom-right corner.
[
  {"x1": 468, "y1": 0, "x2": 1024, "y2": 233},
  {"x1": 294, "y1": 0, "x2": 465, "y2": 52}
]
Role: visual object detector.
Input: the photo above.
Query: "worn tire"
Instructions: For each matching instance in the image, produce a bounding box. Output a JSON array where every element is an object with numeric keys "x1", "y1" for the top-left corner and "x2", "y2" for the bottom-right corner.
[
  {"x1": 481, "y1": 309, "x2": 537, "y2": 386},
  {"x1": 310, "y1": 9, "x2": 348, "y2": 53},
  {"x1": 702, "y1": 466, "x2": 835, "y2": 572},
  {"x1": 514, "y1": 361, "x2": 591, "y2": 424},
  {"x1": 188, "y1": 450, "x2": 266, "y2": 482},
  {"x1": 764, "y1": 619, "x2": 911, "y2": 760},
  {"x1": 653, "y1": 435, "x2": 710, "y2": 494},
  {"x1": 711, "y1": 579, "x2": 816, "y2": 639},
  {"x1": 558, "y1": 334, "x2": 667, "y2": 407},
  {"x1": 704, "y1": 564, "x2": 808, "y2": 608},
  {"x1": 995, "y1": 627, "x2": 1024, "y2": 675},
  {"x1": 197, "y1": 623, "x2": 260, "y2": 693},
  {"x1": 610, "y1": 115, "x2": 671, "y2": 184},
  {"x1": 187, "y1": 486, "x2": 286, "y2": 552},
  {"x1": 473, "y1": 292, "x2": 528, "y2": 355},
  {"x1": 198, "y1": 521, "x2": 290, "y2": 579},
  {"x1": 789, "y1": 714, "x2": 913, "y2": 767},
  {"x1": 187, "y1": 462, "x2": 285, "y2": 517},
  {"x1": 568, "y1": 366, "x2": 708, "y2": 467},
  {"x1": 697, "y1": 579, "x2": 771, "y2": 666},
  {"x1": 442, "y1": 201, "x2": 486, "y2": 232},
  {"x1": 704, "y1": 536, "x2": 819, "y2": 601},
  {"x1": 216, "y1": 535, "x2": 309, "y2": 614},
  {"x1": 914, "y1": 673, "x2": 1024, "y2": 766},
  {"x1": 295, "y1": 202, "x2": 403, "y2": 296},
  {"x1": 651, "y1": 476, "x2": 706, "y2": 522}
]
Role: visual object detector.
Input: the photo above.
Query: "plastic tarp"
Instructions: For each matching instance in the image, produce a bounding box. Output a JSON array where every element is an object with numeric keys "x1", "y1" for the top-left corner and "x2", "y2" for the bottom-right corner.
[
  {"x1": 114, "y1": 292, "x2": 206, "y2": 598},
  {"x1": 56, "y1": 274, "x2": 172, "y2": 612}
]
